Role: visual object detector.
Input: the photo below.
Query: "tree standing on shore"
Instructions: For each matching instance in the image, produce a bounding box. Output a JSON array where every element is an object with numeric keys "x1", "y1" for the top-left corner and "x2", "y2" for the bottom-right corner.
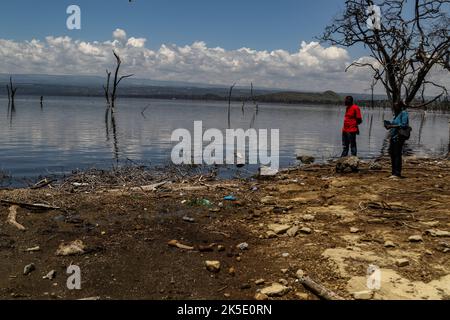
[{"x1": 320, "y1": 0, "x2": 449, "y2": 108}]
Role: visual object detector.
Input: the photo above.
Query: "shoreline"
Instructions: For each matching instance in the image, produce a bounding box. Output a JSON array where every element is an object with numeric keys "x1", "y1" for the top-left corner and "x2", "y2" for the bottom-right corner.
[{"x1": 0, "y1": 156, "x2": 449, "y2": 300}]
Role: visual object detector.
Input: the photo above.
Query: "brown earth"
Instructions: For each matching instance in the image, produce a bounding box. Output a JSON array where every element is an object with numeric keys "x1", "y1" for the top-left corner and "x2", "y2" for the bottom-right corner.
[{"x1": 0, "y1": 157, "x2": 449, "y2": 300}]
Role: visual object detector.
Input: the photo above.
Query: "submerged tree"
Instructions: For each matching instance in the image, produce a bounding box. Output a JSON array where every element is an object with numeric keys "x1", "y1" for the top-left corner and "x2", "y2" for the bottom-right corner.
[
  {"x1": 6, "y1": 77, "x2": 18, "y2": 109},
  {"x1": 104, "y1": 51, "x2": 133, "y2": 110},
  {"x1": 321, "y1": 0, "x2": 450, "y2": 107}
]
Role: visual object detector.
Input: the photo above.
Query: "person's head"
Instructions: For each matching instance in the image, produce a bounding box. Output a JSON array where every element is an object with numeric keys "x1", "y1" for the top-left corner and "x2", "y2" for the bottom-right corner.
[
  {"x1": 344, "y1": 96, "x2": 354, "y2": 107},
  {"x1": 394, "y1": 101, "x2": 406, "y2": 115}
]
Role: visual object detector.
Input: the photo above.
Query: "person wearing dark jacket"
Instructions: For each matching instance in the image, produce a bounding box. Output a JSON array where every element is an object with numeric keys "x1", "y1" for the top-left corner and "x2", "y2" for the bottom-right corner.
[
  {"x1": 341, "y1": 96, "x2": 363, "y2": 157},
  {"x1": 385, "y1": 101, "x2": 410, "y2": 178}
]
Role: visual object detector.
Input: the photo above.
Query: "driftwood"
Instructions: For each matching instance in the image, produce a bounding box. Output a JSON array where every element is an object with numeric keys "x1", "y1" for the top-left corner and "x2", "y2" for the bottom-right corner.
[
  {"x1": 130, "y1": 181, "x2": 169, "y2": 192},
  {"x1": 360, "y1": 201, "x2": 414, "y2": 213},
  {"x1": 30, "y1": 178, "x2": 55, "y2": 190},
  {"x1": 1, "y1": 199, "x2": 60, "y2": 211},
  {"x1": 298, "y1": 275, "x2": 345, "y2": 300},
  {"x1": 7, "y1": 205, "x2": 26, "y2": 231}
]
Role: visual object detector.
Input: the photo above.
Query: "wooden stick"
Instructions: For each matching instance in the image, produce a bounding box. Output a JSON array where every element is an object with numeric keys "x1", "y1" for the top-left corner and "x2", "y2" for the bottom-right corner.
[
  {"x1": 7, "y1": 205, "x2": 26, "y2": 231},
  {"x1": 30, "y1": 179, "x2": 56, "y2": 190},
  {"x1": 298, "y1": 276, "x2": 345, "y2": 300},
  {"x1": 1, "y1": 199, "x2": 60, "y2": 211}
]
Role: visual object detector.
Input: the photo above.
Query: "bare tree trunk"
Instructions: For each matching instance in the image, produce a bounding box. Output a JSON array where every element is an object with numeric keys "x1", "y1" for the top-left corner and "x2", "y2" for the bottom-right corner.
[
  {"x1": 227, "y1": 83, "x2": 236, "y2": 128},
  {"x1": 103, "y1": 70, "x2": 111, "y2": 106},
  {"x1": 448, "y1": 120, "x2": 450, "y2": 158},
  {"x1": 40, "y1": 96, "x2": 44, "y2": 109},
  {"x1": 6, "y1": 85, "x2": 10, "y2": 103},
  {"x1": 105, "y1": 51, "x2": 133, "y2": 112},
  {"x1": 9, "y1": 77, "x2": 17, "y2": 110}
]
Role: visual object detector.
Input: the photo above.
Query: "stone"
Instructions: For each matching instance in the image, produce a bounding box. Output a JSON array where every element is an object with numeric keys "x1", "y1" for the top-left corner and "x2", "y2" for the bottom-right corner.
[
  {"x1": 425, "y1": 229, "x2": 450, "y2": 238},
  {"x1": 43, "y1": 270, "x2": 56, "y2": 280},
  {"x1": 295, "y1": 269, "x2": 305, "y2": 279},
  {"x1": 278, "y1": 278, "x2": 289, "y2": 286},
  {"x1": 396, "y1": 258, "x2": 410, "y2": 267},
  {"x1": 182, "y1": 216, "x2": 195, "y2": 223},
  {"x1": 287, "y1": 226, "x2": 299, "y2": 237},
  {"x1": 205, "y1": 261, "x2": 221, "y2": 273},
  {"x1": 255, "y1": 293, "x2": 269, "y2": 301},
  {"x1": 228, "y1": 267, "x2": 236, "y2": 276},
  {"x1": 261, "y1": 196, "x2": 277, "y2": 205},
  {"x1": 268, "y1": 224, "x2": 291, "y2": 235},
  {"x1": 297, "y1": 155, "x2": 315, "y2": 165},
  {"x1": 56, "y1": 240, "x2": 86, "y2": 256},
  {"x1": 240, "y1": 283, "x2": 251, "y2": 290},
  {"x1": 352, "y1": 291, "x2": 374, "y2": 300},
  {"x1": 368, "y1": 162, "x2": 382, "y2": 171},
  {"x1": 408, "y1": 235, "x2": 423, "y2": 243},
  {"x1": 300, "y1": 227, "x2": 312, "y2": 235},
  {"x1": 384, "y1": 241, "x2": 396, "y2": 248},
  {"x1": 295, "y1": 292, "x2": 309, "y2": 300},
  {"x1": 350, "y1": 227, "x2": 360, "y2": 234},
  {"x1": 237, "y1": 242, "x2": 249, "y2": 251},
  {"x1": 23, "y1": 263, "x2": 35, "y2": 276},
  {"x1": 266, "y1": 231, "x2": 277, "y2": 239},
  {"x1": 302, "y1": 214, "x2": 316, "y2": 222},
  {"x1": 336, "y1": 156, "x2": 360, "y2": 173},
  {"x1": 255, "y1": 279, "x2": 265, "y2": 285},
  {"x1": 260, "y1": 283, "x2": 290, "y2": 297},
  {"x1": 217, "y1": 245, "x2": 225, "y2": 252}
]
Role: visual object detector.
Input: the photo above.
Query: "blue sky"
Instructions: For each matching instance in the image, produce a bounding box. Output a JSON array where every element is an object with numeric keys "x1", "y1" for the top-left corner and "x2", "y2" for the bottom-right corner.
[
  {"x1": 0, "y1": 0, "x2": 387, "y2": 92},
  {"x1": 0, "y1": 0, "x2": 363, "y2": 56}
]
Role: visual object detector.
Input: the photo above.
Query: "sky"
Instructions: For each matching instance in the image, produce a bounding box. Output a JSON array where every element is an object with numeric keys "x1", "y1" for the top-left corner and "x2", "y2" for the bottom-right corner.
[{"x1": 0, "y1": 0, "x2": 447, "y2": 94}]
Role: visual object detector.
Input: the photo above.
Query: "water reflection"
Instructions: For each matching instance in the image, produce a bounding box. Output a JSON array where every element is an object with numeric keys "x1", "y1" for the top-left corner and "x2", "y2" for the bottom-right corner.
[{"x1": 0, "y1": 96, "x2": 449, "y2": 184}]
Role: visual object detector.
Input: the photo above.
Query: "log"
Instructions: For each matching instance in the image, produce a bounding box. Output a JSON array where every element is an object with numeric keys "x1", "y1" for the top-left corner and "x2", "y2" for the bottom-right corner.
[
  {"x1": 298, "y1": 276, "x2": 345, "y2": 300},
  {"x1": 1, "y1": 199, "x2": 60, "y2": 211},
  {"x1": 30, "y1": 178, "x2": 55, "y2": 190},
  {"x1": 7, "y1": 205, "x2": 26, "y2": 231}
]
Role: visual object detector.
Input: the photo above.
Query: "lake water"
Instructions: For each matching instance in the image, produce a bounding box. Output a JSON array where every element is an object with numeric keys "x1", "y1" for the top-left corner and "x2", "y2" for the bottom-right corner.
[{"x1": 1, "y1": 96, "x2": 449, "y2": 186}]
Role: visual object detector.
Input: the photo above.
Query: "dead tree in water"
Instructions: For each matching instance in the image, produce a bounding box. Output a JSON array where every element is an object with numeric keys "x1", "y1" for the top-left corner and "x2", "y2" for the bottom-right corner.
[
  {"x1": 104, "y1": 51, "x2": 133, "y2": 110},
  {"x1": 227, "y1": 83, "x2": 236, "y2": 128},
  {"x1": 103, "y1": 70, "x2": 111, "y2": 106},
  {"x1": 7, "y1": 77, "x2": 17, "y2": 109},
  {"x1": 6, "y1": 85, "x2": 10, "y2": 103}
]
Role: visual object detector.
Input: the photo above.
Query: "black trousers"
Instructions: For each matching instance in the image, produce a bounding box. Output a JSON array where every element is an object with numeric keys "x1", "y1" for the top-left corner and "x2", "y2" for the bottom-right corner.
[
  {"x1": 389, "y1": 139, "x2": 405, "y2": 177},
  {"x1": 341, "y1": 132, "x2": 357, "y2": 157}
]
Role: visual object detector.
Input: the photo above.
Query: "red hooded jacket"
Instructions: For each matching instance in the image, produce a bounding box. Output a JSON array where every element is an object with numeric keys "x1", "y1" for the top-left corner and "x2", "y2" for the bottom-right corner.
[{"x1": 342, "y1": 104, "x2": 362, "y2": 133}]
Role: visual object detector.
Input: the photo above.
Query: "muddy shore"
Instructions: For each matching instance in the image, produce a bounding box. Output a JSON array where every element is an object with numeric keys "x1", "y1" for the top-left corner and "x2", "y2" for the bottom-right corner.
[{"x1": 0, "y1": 157, "x2": 449, "y2": 300}]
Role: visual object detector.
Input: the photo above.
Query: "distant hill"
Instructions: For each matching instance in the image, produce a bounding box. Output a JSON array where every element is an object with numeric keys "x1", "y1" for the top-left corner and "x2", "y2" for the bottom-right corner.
[
  {"x1": 255, "y1": 90, "x2": 341, "y2": 104},
  {"x1": 0, "y1": 73, "x2": 345, "y2": 105}
]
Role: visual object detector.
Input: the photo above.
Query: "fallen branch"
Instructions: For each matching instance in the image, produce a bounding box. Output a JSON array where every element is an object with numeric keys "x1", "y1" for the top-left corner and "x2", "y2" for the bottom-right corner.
[
  {"x1": 1, "y1": 199, "x2": 60, "y2": 211},
  {"x1": 30, "y1": 178, "x2": 56, "y2": 190},
  {"x1": 298, "y1": 276, "x2": 345, "y2": 300},
  {"x1": 7, "y1": 205, "x2": 26, "y2": 231},
  {"x1": 130, "y1": 180, "x2": 169, "y2": 192}
]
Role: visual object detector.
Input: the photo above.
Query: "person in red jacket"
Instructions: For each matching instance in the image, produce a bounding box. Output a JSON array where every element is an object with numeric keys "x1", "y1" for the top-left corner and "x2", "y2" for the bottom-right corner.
[{"x1": 341, "y1": 96, "x2": 362, "y2": 157}]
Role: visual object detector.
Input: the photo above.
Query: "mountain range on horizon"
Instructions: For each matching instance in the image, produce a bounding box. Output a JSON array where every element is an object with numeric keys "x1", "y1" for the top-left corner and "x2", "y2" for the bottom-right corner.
[{"x1": 0, "y1": 73, "x2": 388, "y2": 103}]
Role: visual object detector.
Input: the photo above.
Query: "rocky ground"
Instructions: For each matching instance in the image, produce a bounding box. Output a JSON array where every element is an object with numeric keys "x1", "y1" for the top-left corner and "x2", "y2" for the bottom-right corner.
[{"x1": 0, "y1": 157, "x2": 449, "y2": 300}]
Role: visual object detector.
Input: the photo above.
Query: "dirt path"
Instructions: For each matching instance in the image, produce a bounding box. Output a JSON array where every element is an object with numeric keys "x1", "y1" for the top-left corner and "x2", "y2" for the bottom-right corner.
[{"x1": 0, "y1": 157, "x2": 449, "y2": 300}]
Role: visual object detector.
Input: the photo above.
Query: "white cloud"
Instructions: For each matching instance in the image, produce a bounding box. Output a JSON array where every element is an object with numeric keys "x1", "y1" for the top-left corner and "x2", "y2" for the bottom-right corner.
[{"x1": 0, "y1": 29, "x2": 447, "y2": 94}]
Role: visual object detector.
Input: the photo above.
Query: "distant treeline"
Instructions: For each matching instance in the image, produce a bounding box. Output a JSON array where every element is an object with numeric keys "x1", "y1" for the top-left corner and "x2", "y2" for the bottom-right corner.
[{"x1": 358, "y1": 99, "x2": 450, "y2": 111}]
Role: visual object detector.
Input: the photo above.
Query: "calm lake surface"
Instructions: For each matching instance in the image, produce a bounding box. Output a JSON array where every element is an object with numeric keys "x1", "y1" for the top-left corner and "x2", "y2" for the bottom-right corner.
[{"x1": 1, "y1": 96, "x2": 449, "y2": 185}]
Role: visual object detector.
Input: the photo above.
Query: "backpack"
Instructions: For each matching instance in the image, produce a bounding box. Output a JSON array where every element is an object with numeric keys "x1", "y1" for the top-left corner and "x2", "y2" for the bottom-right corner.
[{"x1": 397, "y1": 111, "x2": 412, "y2": 141}]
